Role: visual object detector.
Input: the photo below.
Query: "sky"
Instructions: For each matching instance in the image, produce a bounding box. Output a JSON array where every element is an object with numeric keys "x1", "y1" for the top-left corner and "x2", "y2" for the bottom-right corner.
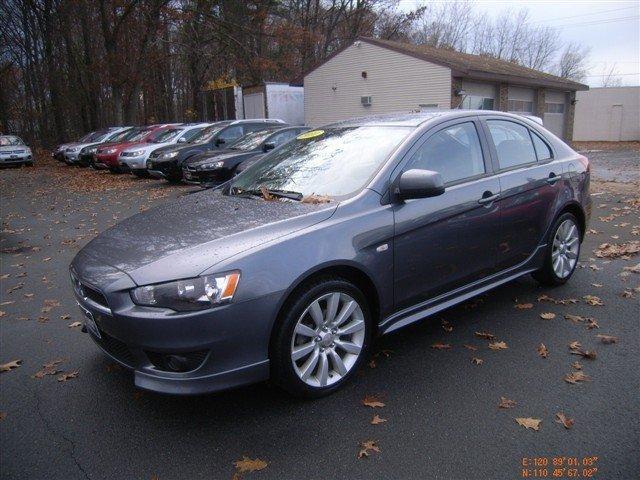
[{"x1": 398, "y1": 0, "x2": 640, "y2": 87}]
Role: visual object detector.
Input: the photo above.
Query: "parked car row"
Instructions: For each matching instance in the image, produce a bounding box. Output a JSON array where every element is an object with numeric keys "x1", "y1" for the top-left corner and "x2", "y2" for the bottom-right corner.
[{"x1": 53, "y1": 119, "x2": 309, "y2": 185}]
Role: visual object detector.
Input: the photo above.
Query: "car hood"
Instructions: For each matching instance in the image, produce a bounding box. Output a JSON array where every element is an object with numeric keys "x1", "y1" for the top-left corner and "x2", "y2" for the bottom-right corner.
[
  {"x1": 185, "y1": 149, "x2": 255, "y2": 167},
  {"x1": 73, "y1": 189, "x2": 337, "y2": 287},
  {"x1": 0, "y1": 145, "x2": 28, "y2": 152}
]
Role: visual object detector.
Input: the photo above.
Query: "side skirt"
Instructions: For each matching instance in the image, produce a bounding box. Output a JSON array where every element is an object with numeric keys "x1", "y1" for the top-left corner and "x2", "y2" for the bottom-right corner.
[{"x1": 380, "y1": 245, "x2": 546, "y2": 335}]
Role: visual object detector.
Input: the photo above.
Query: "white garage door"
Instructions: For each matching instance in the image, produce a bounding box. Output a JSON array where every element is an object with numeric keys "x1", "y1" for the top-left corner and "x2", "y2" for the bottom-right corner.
[
  {"x1": 543, "y1": 90, "x2": 566, "y2": 139},
  {"x1": 244, "y1": 92, "x2": 265, "y2": 119}
]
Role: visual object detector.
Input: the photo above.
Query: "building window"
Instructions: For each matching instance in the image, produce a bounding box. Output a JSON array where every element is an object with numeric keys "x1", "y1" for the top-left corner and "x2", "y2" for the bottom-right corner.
[
  {"x1": 507, "y1": 100, "x2": 534, "y2": 113},
  {"x1": 462, "y1": 95, "x2": 495, "y2": 110},
  {"x1": 545, "y1": 102, "x2": 565, "y2": 114}
]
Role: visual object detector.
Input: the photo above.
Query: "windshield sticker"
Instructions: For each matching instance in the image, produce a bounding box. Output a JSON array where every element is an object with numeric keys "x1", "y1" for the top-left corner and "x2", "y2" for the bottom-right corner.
[{"x1": 297, "y1": 130, "x2": 324, "y2": 140}]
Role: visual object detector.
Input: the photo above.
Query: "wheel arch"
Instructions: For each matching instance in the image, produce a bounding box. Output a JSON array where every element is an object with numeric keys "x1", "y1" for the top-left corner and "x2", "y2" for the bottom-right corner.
[
  {"x1": 558, "y1": 201, "x2": 586, "y2": 240},
  {"x1": 269, "y1": 262, "x2": 382, "y2": 353}
]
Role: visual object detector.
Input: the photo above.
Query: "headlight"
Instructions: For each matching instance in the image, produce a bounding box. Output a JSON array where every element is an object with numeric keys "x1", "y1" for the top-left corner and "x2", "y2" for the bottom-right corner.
[
  {"x1": 198, "y1": 161, "x2": 225, "y2": 170},
  {"x1": 130, "y1": 271, "x2": 240, "y2": 311},
  {"x1": 87, "y1": 147, "x2": 97, "y2": 154},
  {"x1": 104, "y1": 148, "x2": 117, "y2": 154},
  {"x1": 128, "y1": 149, "x2": 145, "y2": 156},
  {"x1": 66, "y1": 147, "x2": 80, "y2": 152},
  {"x1": 163, "y1": 151, "x2": 179, "y2": 159}
]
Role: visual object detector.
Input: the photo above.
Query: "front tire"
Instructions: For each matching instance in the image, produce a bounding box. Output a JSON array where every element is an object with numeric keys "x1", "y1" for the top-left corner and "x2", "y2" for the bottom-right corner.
[
  {"x1": 533, "y1": 212, "x2": 581, "y2": 286},
  {"x1": 271, "y1": 277, "x2": 372, "y2": 398}
]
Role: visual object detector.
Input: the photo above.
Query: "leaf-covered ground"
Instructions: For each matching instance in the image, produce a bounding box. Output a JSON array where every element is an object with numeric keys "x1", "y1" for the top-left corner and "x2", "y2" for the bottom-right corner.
[{"x1": 1, "y1": 151, "x2": 639, "y2": 479}]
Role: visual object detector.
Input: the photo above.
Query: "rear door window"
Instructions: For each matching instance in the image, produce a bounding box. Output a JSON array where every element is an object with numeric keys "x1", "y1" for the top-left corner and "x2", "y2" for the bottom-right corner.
[
  {"x1": 218, "y1": 125, "x2": 244, "y2": 142},
  {"x1": 407, "y1": 122, "x2": 485, "y2": 184},
  {"x1": 487, "y1": 120, "x2": 537, "y2": 169}
]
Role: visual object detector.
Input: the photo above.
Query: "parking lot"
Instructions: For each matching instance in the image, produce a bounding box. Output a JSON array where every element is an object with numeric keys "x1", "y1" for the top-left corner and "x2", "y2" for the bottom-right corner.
[{"x1": 1, "y1": 147, "x2": 639, "y2": 480}]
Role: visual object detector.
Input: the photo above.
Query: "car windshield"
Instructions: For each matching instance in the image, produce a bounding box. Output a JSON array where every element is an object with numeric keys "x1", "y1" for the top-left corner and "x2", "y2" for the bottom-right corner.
[
  {"x1": 150, "y1": 128, "x2": 182, "y2": 143},
  {"x1": 182, "y1": 127, "x2": 206, "y2": 142},
  {"x1": 229, "y1": 130, "x2": 275, "y2": 151},
  {"x1": 0, "y1": 136, "x2": 24, "y2": 146},
  {"x1": 190, "y1": 124, "x2": 227, "y2": 144},
  {"x1": 126, "y1": 129, "x2": 152, "y2": 142},
  {"x1": 107, "y1": 129, "x2": 132, "y2": 142},
  {"x1": 88, "y1": 131, "x2": 107, "y2": 141},
  {"x1": 228, "y1": 126, "x2": 413, "y2": 199}
]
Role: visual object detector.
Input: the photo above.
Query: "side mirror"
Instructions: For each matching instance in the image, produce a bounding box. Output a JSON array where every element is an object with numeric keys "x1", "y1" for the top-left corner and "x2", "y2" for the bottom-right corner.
[
  {"x1": 396, "y1": 169, "x2": 445, "y2": 201},
  {"x1": 263, "y1": 142, "x2": 275, "y2": 152},
  {"x1": 215, "y1": 138, "x2": 225, "y2": 146},
  {"x1": 177, "y1": 137, "x2": 187, "y2": 143}
]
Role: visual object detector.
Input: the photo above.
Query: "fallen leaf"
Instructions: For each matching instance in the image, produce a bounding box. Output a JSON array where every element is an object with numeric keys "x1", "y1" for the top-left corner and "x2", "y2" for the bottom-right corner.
[
  {"x1": 0, "y1": 359, "x2": 21, "y2": 373},
  {"x1": 555, "y1": 412, "x2": 574, "y2": 429},
  {"x1": 68, "y1": 322, "x2": 82, "y2": 328},
  {"x1": 301, "y1": 194, "x2": 332, "y2": 204},
  {"x1": 371, "y1": 414, "x2": 387, "y2": 425},
  {"x1": 498, "y1": 396, "x2": 517, "y2": 409},
  {"x1": 33, "y1": 359, "x2": 65, "y2": 379},
  {"x1": 488, "y1": 341, "x2": 508, "y2": 350},
  {"x1": 463, "y1": 344, "x2": 478, "y2": 351},
  {"x1": 259, "y1": 186, "x2": 276, "y2": 201},
  {"x1": 537, "y1": 343, "x2": 549, "y2": 358},
  {"x1": 233, "y1": 456, "x2": 268, "y2": 474},
  {"x1": 570, "y1": 348, "x2": 596, "y2": 360},
  {"x1": 540, "y1": 312, "x2": 556, "y2": 320},
  {"x1": 571, "y1": 361, "x2": 582, "y2": 370},
  {"x1": 471, "y1": 357, "x2": 483, "y2": 365},
  {"x1": 591, "y1": 283, "x2": 603, "y2": 288},
  {"x1": 515, "y1": 303, "x2": 533, "y2": 309},
  {"x1": 538, "y1": 294, "x2": 578, "y2": 305},
  {"x1": 0, "y1": 412, "x2": 5, "y2": 421},
  {"x1": 594, "y1": 241, "x2": 640, "y2": 259},
  {"x1": 583, "y1": 295, "x2": 604, "y2": 306},
  {"x1": 564, "y1": 314, "x2": 586, "y2": 324},
  {"x1": 568, "y1": 341, "x2": 582, "y2": 350},
  {"x1": 441, "y1": 320, "x2": 453, "y2": 332},
  {"x1": 362, "y1": 396, "x2": 385, "y2": 408},
  {"x1": 0, "y1": 311, "x2": 5, "y2": 318},
  {"x1": 358, "y1": 440, "x2": 381, "y2": 459},
  {"x1": 57, "y1": 370, "x2": 79, "y2": 382},
  {"x1": 586, "y1": 319, "x2": 599, "y2": 330},
  {"x1": 475, "y1": 331, "x2": 495, "y2": 340},
  {"x1": 564, "y1": 371, "x2": 590, "y2": 384},
  {"x1": 60, "y1": 314, "x2": 71, "y2": 320},
  {"x1": 430, "y1": 342, "x2": 452, "y2": 350},
  {"x1": 597, "y1": 334, "x2": 618, "y2": 344},
  {"x1": 515, "y1": 417, "x2": 541, "y2": 431},
  {"x1": 368, "y1": 359, "x2": 376, "y2": 368}
]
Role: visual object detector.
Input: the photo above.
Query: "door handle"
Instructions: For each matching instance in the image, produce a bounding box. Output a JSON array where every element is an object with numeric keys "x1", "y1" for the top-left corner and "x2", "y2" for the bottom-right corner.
[
  {"x1": 478, "y1": 192, "x2": 500, "y2": 205},
  {"x1": 547, "y1": 173, "x2": 560, "y2": 184}
]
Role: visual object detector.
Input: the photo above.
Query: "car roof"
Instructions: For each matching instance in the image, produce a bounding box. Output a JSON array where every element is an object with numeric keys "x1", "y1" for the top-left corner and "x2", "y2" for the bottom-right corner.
[{"x1": 324, "y1": 110, "x2": 544, "y2": 128}]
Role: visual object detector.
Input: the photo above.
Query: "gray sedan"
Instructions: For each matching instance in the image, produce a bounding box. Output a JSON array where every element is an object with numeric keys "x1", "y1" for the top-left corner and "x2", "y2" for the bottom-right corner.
[
  {"x1": 70, "y1": 111, "x2": 591, "y2": 397},
  {"x1": 0, "y1": 135, "x2": 33, "y2": 166}
]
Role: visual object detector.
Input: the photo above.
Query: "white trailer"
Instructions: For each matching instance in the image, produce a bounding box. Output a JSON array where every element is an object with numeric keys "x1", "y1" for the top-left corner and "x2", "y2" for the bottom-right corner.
[{"x1": 242, "y1": 82, "x2": 304, "y2": 125}]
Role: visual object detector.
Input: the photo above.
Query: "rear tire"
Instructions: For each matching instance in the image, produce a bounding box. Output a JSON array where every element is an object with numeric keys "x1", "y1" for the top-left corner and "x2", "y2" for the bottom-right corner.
[
  {"x1": 271, "y1": 276, "x2": 372, "y2": 398},
  {"x1": 533, "y1": 212, "x2": 581, "y2": 286},
  {"x1": 132, "y1": 170, "x2": 148, "y2": 178}
]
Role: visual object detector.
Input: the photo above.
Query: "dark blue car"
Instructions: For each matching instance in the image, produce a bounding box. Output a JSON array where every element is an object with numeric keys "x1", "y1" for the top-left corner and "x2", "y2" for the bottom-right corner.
[{"x1": 70, "y1": 111, "x2": 591, "y2": 397}]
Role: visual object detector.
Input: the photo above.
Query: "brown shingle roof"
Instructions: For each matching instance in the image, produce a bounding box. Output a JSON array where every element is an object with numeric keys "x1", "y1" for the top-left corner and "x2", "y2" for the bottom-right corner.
[{"x1": 303, "y1": 37, "x2": 588, "y2": 91}]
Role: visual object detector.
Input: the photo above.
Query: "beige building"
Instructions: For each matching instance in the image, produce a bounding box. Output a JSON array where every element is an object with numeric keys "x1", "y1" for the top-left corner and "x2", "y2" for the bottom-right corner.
[
  {"x1": 573, "y1": 87, "x2": 640, "y2": 141},
  {"x1": 303, "y1": 37, "x2": 588, "y2": 140}
]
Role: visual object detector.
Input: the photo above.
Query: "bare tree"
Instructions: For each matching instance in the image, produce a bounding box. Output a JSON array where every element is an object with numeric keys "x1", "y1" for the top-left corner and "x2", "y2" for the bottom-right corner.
[
  {"x1": 556, "y1": 42, "x2": 591, "y2": 82},
  {"x1": 601, "y1": 63, "x2": 623, "y2": 87}
]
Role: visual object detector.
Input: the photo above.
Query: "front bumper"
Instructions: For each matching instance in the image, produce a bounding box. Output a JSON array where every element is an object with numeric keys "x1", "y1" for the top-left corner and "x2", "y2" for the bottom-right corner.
[
  {"x1": 147, "y1": 159, "x2": 180, "y2": 179},
  {"x1": 95, "y1": 153, "x2": 119, "y2": 168},
  {"x1": 72, "y1": 274, "x2": 278, "y2": 395},
  {"x1": 119, "y1": 154, "x2": 148, "y2": 170},
  {"x1": 182, "y1": 166, "x2": 231, "y2": 184},
  {"x1": 64, "y1": 151, "x2": 80, "y2": 163},
  {"x1": 0, "y1": 153, "x2": 31, "y2": 164}
]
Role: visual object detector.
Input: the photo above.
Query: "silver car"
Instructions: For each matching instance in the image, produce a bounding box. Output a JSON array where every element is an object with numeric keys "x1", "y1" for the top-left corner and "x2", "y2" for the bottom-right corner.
[{"x1": 0, "y1": 135, "x2": 33, "y2": 166}]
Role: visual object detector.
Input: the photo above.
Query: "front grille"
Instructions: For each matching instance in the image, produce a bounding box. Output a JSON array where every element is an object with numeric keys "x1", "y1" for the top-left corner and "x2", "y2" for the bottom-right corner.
[
  {"x1": 145, "y1": 350, "x2": 209, "y2": 373},
  {"x1": 121, "y1": 151, "x2": 136, "y2": 157},
  {"x1": 99, "y1": 330, "x2": 135, "y2": 366},
  {"x1": 149, "y1": 151, "x2": 161, "y2": 159}
]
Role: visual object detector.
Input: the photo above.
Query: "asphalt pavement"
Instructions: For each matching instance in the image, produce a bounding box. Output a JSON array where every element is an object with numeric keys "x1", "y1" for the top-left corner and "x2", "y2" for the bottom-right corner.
[{"x1": 1, "y1": 152, "x2": 638, "y2": 480}]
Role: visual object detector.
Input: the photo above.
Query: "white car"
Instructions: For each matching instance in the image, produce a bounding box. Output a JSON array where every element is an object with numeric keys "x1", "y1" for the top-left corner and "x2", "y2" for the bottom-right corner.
[
  {"x1": 64, "y1": 127, "x2": 130, "y2": 164},
  {"x1": 0, "y1": 135, "x2": 33, "y2": 166},
  {"x1": 118, "y1": 123, "x2": 212, "y2": 176}
]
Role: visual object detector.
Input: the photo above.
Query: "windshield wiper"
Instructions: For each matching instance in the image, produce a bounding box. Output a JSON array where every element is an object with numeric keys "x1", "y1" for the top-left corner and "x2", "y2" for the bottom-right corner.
[{"x1": 242, "y1": 187, "x2": 304, "y2": 201}]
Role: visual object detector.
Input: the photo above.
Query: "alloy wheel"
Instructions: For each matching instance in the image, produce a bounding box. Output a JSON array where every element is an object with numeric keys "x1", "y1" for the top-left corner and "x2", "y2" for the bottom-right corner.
[
  {"x1": 290, "y1": 292, "x2": 366, "y2": 388},
  {"x1": 552, "y1": 219, "x2": 580, "y2": 278}
]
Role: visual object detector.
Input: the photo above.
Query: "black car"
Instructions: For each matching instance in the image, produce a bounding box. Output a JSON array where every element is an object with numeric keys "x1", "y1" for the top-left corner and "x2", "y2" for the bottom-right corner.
[
  {"x1": 182, "y1": 126, "x2": 309, "y2": 185},
  {"x1": 147, "y1": 119, "x2": 286, "y2": 183}
]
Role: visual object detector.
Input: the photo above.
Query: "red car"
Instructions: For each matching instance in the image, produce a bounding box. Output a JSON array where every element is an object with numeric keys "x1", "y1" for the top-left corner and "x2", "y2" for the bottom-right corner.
[{"x1": 94, "y1": 124, "x2": 174, "y2": 172}]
